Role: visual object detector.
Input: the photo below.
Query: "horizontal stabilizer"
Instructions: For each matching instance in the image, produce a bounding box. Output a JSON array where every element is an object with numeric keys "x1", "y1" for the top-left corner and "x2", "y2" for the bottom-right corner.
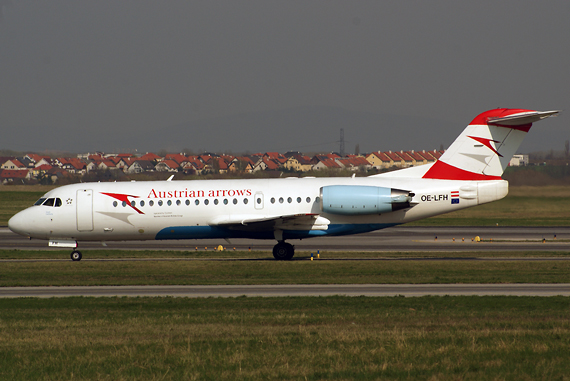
[{"x1": 487, "y1": 110, "x2": 559, "y2": 126}]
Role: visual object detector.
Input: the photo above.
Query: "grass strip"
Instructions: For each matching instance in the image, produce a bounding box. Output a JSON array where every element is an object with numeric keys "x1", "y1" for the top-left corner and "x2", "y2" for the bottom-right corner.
[
  {"x1": 1, "y1": 296, "x2": 569, "y2": 380},
  {"x1": 2, "y1": 253, "x2": 570, "y2": 286}
]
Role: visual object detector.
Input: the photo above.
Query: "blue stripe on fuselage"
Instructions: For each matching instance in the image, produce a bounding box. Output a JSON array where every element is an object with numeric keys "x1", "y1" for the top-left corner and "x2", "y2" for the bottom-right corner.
[{"x1": 155, "y1": 223, "x2": 399, "y2": 241}]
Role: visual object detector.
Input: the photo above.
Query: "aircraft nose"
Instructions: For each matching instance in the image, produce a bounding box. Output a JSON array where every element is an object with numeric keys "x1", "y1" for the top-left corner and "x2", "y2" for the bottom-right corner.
[{"x1": 8, "y1": 210, "x2": 30, "y2": 237}]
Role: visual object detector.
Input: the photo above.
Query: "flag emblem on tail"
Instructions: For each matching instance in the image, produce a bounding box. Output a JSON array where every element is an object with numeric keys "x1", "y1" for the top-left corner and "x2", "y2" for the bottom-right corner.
[{"x1": 451, "y1": 191, "x2": 459, "y2": 204}]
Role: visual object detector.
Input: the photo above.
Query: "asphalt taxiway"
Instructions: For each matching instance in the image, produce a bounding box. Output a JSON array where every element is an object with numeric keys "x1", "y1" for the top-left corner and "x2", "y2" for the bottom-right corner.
[
  {"x1": 2, "y1": 226, "x2": 569, "y2": 298},
  {"x1": 1, "y1": 226, "x2": 569, "y2": 253}
]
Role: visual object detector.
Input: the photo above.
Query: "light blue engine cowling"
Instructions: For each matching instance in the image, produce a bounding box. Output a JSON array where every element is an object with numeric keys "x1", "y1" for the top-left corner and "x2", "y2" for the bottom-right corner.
[{"x1": 320, "y1": 185, "x2": 413, "y2": 215}]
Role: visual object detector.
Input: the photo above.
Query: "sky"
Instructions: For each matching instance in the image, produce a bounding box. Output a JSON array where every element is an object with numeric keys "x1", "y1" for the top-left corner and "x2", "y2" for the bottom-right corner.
[{"x1": 0, "y1": 1, "x2": 568, "y2": 155}]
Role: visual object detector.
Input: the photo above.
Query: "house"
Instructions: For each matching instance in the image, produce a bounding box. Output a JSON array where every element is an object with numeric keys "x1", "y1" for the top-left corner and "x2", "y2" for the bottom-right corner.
[
  {"x1": 60, "y1": 159, "x2": 86, "y2": 175},
  {"x1": 397, "y1": 151, "x2": 414, "y2": 167},
  {"x1": 97, "y1": 159, "x2": 120, "y2": 171},
  {"x1": 139, "y1": 152, "x2": 162, "y2": 162},
  {"x1": 0, "y1": 169, "x2": 30, "y2": 184},
  {"x1": 312, "y1": 158, "x2": 341, "y2": 170},
  {"x1": 25, "y1": 153, "x2": 51, "y2": 164},
  {"x1": 335, "y1": 157, "x2": 372, "y2": 171},
  {"x1": 383, "y1": 151, "x2": 405, "y2": 167},
  {"x1": 365, "y1": 152, "x2": 392, "y2": 169},
  {"x1": 164, "y1": 153, "x2": 188, "y2": 165},
  {"x1": 228, "y1": 157, "x2": 254, "y2": 173},
  {"x1": 284, "y1": 155, "x2": 312, "y2": 172},
  {"x1": 182, "y1": 159, "x2": 205, "y2": 175},
  {"x1": 252, "y1": 157, "x2": 280, "y2": 172},
  {"x1": 407, "y1": 150, "x2": 426, "y2": 166},
  {"x1": 417, "y1": 150, "x2": 436, "y2": 164},
  {"x1": 155, "y1": 159, "x2": 180, "y2": 172},
  {"x1": 126, "y1": 160, "x2": 155, "y2": 174},
  {"x1": 29, "y1": 164, "x2": 53, "y2": 178},
  {"x1": 509, "y1": 154, "x2": 529, "y2": 166},
  {"x1": 1, "y1": 158, "x2": 26, "y2": 170},
  {"x1": 426, "y1": 150, "x2": 444, "y2": 160}
]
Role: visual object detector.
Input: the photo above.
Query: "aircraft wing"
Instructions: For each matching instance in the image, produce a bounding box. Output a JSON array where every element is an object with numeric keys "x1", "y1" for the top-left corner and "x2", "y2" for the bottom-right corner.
[{"x1": 209, "y1": 213, "x2": 330, "y2": 231}]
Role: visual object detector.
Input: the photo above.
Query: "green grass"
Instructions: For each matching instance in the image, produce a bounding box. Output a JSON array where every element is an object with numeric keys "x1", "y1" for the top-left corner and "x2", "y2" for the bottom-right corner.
[
  {"x1": 2, "y1": 251, "x2": 570, "y2": 286},
  {"x1": 1, "y1": 296, "x2": 569, "y2": 380},
  {"x1": 0, "y1": 190, "x2": 45, "y2": 226},
  {"x1": 410, "y1": 195, "x2": 570, "y2": 226}
]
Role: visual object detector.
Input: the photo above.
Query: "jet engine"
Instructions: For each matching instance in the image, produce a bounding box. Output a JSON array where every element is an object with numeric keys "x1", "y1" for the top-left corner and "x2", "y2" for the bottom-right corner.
[{"x1": 320, "y1": 185, "x2": 413, "y2": 215}]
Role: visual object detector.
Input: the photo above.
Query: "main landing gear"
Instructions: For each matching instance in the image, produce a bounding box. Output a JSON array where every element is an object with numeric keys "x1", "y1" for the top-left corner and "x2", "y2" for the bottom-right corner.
[
  {"x1": 71, "y1": 250, "x2": 82, "y2": 262},
  {"x1": 272, "y1": 241, "x2": 294, "y2": 260}
]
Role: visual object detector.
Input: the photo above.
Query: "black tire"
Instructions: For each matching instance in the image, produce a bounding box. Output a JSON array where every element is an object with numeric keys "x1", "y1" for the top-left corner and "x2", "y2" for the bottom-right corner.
[
  {"x1": 272, "y1": 242, "x2": 294, "y2": 260},
  {"x1": 71, "y1": 250, "x2": 82, "y2": 261}
]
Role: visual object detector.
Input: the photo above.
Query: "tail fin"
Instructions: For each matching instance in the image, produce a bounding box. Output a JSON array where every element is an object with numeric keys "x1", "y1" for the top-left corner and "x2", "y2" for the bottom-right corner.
[{"x1": 422, "y1": 108, "x2": 559, "y2": 180}]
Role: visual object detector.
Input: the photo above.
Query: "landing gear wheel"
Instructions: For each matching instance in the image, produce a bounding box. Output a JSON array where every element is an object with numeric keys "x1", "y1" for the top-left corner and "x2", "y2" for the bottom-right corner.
[
  {"x1": 272, "y1": 242, "x2": 294, "y2": 260},
  {"x1": 71, "y1": 250, "x2": 82, "y2": 262}
]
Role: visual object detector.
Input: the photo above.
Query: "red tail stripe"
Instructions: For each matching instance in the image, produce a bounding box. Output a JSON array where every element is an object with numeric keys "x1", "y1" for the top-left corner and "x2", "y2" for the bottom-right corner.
[{"x1": 422, "y1": 160, "x2": 502, "y2": 181}]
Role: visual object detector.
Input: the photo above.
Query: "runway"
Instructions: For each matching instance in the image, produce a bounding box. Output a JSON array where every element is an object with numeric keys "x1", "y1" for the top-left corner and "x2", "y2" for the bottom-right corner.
[
  {"x1": 2, "y1": 284, "x2": 570, "y2": 298},
  {"x1": 2, "y1": 226, "x2": 570, "y2": 298},
  {"x1": 1, "y1": 226, "x2": 570, "y2": 253}
]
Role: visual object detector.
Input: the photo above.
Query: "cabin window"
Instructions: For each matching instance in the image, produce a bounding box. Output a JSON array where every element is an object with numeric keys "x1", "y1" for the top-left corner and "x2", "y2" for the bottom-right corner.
[
  {"x1": 279, "y1": 197, "x2": 284, "y2": 204},
  {"x1": 204, "y1": 199, "x2": 209, "y2": 205},
  {"x1": 140, "y1": 201, "x2": 145, "y2": 207},
  {"x1": 195, "y1": 199, "x2": 199, "y2": 205},
  {"x1": 244, "y1": 198, "x2": 249, "y2": 204},
  {"x1": 233, "y1": 198, "x2": 237, "y2": 205},
  {"x1": 34, "y1": 198, "x2": 47, "y2": 206},
  {"x1": 270, "y1": 197, "x2": 275, "y2": 204},
  {"x1": 223, "y1": 199, "x2": 228, "y2": 205},
  {"x1": 214, "y1": 199, "x2": 219, "y2": 205},
  {"x1": 306, "y1": 197, "x2": 311, "y2": 203},
  {"x1": 256, "y1": 198, "x2": 261, "y2": 204},
  {"x1": 122, "y1": 201, "x2": 127, "y2": 207},
  {"x1": 315, "y1": 197, "x2": 320, "y2": 203},
  {"x1": 176, "y1": 200, "x2": 181, "y2": 206},
  {"x1": 149, "y1": 200, "x2": 154, "y2": 206},
  {"x1": 113, "y1": 201, "x2": 118, "y2": 207},
  {"x1": 297, "y1": 197, "x2": 301, "y2": 203},
  {"x1": 158, "y1": 200, "x2": 163, "y2": 206},
  {"x1": 167, "y1": 200, "x2": 172, "y2": 206},
  {"x1": 131, "y1": 201, "x2": 136, "y2": 207},
  {"x1": 287, "y1": 197, "x2": 292, "y2": 203},
  {"x1": 186, "y1": 200, "x2": 190, "y2": 206}
]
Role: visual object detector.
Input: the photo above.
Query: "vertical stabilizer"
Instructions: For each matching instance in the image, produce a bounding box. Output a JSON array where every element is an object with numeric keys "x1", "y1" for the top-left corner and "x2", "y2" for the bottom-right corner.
[{"x1": 422, "y1": 109, "x2": 559, "y2": 180}]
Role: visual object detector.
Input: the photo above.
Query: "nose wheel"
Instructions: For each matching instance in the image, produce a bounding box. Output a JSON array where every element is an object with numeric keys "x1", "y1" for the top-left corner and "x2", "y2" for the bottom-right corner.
[
  {"x1": 71, "y1": 250, "x2": 82, "y2": 261},
  {"x1": 272, "y1": 242, "x2": 294, "y2": 260}
]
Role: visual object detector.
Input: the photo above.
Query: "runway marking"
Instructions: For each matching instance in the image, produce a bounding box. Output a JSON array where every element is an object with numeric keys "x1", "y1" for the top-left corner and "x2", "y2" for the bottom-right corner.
[{"x1": 2, "y1": 284, "x2": 570, "y2": 298}]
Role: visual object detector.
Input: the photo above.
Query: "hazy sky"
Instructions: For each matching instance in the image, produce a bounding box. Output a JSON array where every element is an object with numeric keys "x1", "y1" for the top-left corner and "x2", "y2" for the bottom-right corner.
[{"x1": 1, "y1": 1, "x2": 568, "y2": 154}]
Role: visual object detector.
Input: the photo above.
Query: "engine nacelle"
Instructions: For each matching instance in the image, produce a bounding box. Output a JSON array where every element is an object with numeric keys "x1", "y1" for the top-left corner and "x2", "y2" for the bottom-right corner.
[{"x1": 320, "y1": 185, "x2": 413, "y2": 215}]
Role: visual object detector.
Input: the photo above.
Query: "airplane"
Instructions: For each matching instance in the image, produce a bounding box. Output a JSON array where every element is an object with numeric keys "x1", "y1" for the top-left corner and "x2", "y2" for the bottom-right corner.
[{"x1": 8, "y1": 108, "x2": 559, "y2": 261}]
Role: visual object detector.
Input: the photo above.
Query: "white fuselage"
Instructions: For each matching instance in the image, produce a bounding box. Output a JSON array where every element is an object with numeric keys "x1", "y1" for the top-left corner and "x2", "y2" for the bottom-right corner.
[{"x1": 8, "y1": 176, "x2": 507, "y2": 243}]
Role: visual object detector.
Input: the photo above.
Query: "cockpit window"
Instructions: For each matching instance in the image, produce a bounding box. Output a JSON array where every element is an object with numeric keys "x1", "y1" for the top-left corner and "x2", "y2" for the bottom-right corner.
[{"x1": 34, "y1": 198, "x2": 62, "y2": 207}]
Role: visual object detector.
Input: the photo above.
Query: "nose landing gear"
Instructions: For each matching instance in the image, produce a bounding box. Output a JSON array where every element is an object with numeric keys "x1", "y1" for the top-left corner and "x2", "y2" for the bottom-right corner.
[
  {"x1": 272, "y1": 241, "x2": 294, "y2": 260},
  {"x1": 71, "y1": 250, "x2": 82, "y2": 261}
]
